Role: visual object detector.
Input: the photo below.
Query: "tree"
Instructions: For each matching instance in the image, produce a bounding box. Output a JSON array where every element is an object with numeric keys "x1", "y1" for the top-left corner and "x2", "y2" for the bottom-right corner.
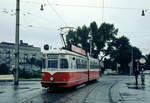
[
  {"x1": 145, "y1": 53, "x2": 150, "y2": 70},
  {"x1": 66, "y1": 22, "x2": 118, "y2": 59},
  {"x1": 0, "y1": 63, "x2": 10, "y2": 75},
  {"x1": 108, "y1": 36, "x2": 142, "y2": 74},
  {"x1": 94, "y1": 23, "x2": 118, "y2": 58},
  {"x1": 65, "y1": 21, "x2": 142, "y2": 74}
]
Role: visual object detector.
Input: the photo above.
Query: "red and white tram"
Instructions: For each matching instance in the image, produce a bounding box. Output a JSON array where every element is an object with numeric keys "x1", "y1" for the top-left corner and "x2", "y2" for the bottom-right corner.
[{"x1": 41, "y1": 47, "x2": 100, "y2": 88}]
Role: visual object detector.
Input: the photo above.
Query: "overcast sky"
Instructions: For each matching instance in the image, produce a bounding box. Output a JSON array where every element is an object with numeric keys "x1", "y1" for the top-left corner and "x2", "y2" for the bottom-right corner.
[{"x1": 0, "y1": 0, "x2": 150, "y2": 55}]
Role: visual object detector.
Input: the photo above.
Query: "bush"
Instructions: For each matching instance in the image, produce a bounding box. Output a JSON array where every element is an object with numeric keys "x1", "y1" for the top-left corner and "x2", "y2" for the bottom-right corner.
[
  {"x1": 0, "y1": 63, "x2": 10, "y2": 75},
  {"x1": 19, "y1": 68, "x2": 41, "y2": 78}
]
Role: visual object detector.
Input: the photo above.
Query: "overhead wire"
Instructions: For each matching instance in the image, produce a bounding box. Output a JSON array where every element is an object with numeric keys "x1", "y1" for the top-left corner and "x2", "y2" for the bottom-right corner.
[
  {"x1": 21, "y1": 10, "x2": 54, "y2": 26},
  {"x1": 43, "y1": 0, "x2": 68, "y2": 26},
  {"x1": 20, "y1": 23, "x2": 55, "y2": 30},
  {"x1": 21, "y1": 1, "x2": 150, "y2": 11},
  {"x1": 118, "y1": 32, "x2": 150, "y2": 39},
  {"x1": 11, "y1": 0, "x2": 68, "y2": 27},
  {"x1": 0, "y1": 9, "x2": 53, "y2": 29},
  {"x1": 1, "y1": 1, "x2": 150, "y2": 34},
  {"x1": 102, "y1": 0, "x2": 104, "y2": 23}
]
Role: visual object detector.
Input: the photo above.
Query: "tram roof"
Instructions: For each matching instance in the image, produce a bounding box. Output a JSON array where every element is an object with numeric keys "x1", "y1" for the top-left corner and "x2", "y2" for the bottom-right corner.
[
  {"x1": 45, "y1": 49, "x2": 87, "y2": 57},
  {"x1": 44, "y1": 49, "x2": 99, "y2": 61}
]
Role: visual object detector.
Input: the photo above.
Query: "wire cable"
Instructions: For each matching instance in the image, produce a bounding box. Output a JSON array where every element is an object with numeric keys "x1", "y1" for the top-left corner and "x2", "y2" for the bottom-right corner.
[
  {"x1": 21, "y1": 1, "x2": 150, "y2": 11},
  {"x1": 20, "y1": 23, "x2": 55, "y2": 30},
  {"x1": 43, "y1": 0, "x2": 67, "y2": 26},
  {"x1": 102, "y1": 0, "x2": 104, "y2": 23}
]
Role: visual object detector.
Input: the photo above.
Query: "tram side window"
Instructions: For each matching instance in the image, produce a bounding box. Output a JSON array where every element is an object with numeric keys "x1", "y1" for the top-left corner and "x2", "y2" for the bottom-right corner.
[
  {"x1": 48, "y1": 60, "x2": 58, "y2": 68},
  {"x1": 76, "y1": 59, "x2": 80, "y2": 69},
  {"x1": 76, "y1": 59, "x2": 87, "y2": 69},
  {"x1": 42, "y1": 59, "x2": 46, "y2": 69},
  {"x1": 82, "y1": 60, "x2": 87, "y2": 69},
  {"x1": 90, "y1": 62, "x2": 93, "y2": 69},
  {"x1": 90, "y1": 61, "x2": 99, "y2": 69},
  {"x1": 60, "y1": 59, "x2": 68, "y2": 69}
]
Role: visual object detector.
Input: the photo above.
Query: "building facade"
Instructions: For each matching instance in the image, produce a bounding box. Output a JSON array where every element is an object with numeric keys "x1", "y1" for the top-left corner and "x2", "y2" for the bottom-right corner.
[{"x1": 0, "y1": 40, "x2": 42, "y2": 73}]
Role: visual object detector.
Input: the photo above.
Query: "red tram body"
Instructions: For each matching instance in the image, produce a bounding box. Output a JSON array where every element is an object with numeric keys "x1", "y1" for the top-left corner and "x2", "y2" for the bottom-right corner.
[{"x1": 41, "y1": 49, "x2": 100, "y2": 88}]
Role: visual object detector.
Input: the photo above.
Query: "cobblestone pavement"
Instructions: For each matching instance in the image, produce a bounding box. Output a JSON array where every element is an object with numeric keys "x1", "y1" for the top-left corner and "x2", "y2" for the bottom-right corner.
[
  {"x1": 118, "y1": 75, "x2": 150, "y2": 103},
  {"x1": 1, "y1": 75, "x2": 145, "y2": 103}
]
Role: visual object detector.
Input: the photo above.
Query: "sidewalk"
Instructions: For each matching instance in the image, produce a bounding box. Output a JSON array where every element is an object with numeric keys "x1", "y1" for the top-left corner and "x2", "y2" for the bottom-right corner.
[
  {"x1": 117, "y1": 75, "x2": 150, "y2": 103},
  {"x1": 0, "y1": 81, "x2": 42, "y2": 103}
]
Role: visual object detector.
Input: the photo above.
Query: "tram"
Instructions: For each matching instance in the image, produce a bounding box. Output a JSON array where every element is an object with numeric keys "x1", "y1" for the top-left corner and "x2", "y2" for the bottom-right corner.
[{"x1": 41, "y1": 45, "x2": 100, "y2": 88}]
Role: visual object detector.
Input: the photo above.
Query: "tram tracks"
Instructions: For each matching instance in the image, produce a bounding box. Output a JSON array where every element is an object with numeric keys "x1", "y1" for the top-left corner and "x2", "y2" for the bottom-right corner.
[
  {"x1": 22, "y1": 77, "x2": 123, "y2": 103},
  {"x1": 22, "y1": 81, "x2": 100, "y2": 103}
]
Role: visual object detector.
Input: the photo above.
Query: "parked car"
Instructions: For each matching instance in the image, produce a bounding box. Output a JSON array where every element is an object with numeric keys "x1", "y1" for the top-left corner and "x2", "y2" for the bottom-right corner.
[
  {"x1": 104, "y1": 69, "x2": 117, "y2": 75},
  {"x1": 143, "y1": 70, "x2": 150, "y2": 74}
]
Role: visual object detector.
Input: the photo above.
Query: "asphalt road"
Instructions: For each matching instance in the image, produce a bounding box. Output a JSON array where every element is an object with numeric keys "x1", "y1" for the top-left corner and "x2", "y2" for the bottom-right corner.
[{"x1": 0, "y1": 75, "x2": 129, "y2": 103}]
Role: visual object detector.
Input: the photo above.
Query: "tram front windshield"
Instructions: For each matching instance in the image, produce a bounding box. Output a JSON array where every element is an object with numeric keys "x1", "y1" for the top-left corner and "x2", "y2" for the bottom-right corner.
[
  {"x1": 48, "y1": 59, "x2": 58, "y2": 69},
  {"x1": 48, "y1": 59, "x2": 68, "y2": 69},
  {"x1": 45, "y1": 54, "x2": 68, "y2": 69}
]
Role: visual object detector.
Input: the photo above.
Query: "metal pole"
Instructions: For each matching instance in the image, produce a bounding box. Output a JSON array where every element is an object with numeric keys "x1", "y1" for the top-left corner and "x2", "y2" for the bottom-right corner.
[
  {"x1": 14, "y1": 0, "x2": 20, "y2": 85},
  {"x1": 60, "y1": 33, "x2": 66, "y2": 48},
  {"x1": 137, "y1": 61, "x2": 139, "y2": 71},
  {"x1": 130, "y1": 47, "x2": 133, "y2": 75},
  {"x1": 90, "y1": 37, "x2": 92, "y2": 56},
  {"x1": 131, "y1": 47, "x2": 133, "y2": 75}
]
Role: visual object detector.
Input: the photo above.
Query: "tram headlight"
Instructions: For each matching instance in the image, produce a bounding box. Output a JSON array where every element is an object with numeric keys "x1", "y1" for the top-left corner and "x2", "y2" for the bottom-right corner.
[{"x1": 50, "y1": 77, "x2": 54, "y2": 82}]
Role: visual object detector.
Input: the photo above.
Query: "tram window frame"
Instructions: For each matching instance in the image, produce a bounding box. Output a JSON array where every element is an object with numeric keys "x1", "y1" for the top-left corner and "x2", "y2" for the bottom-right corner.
[
  {"x1": 90, "y1": 61, "x2": 99, "y2": 69},
  {"x1": 76, "y1": 59, "x2": 87, "y2": 69},
  {"x1": 83, "y1": 60, "x2": 88, "y2": 69},
  {"x1": 90, "y1": 61, "x2": 96, "y2": 69},
  {"x1": 60, "y1": 58, "x2": 68, "y2": 69},
  {"x1": 42, "y1": 58, "x2": 46, "y2": 69},
  {"x1": 76, "y1": 59, "x2": 80, "y2": 69},
  {"x1": 48, "y1": 59, "x2": 58, "y2": 69}
]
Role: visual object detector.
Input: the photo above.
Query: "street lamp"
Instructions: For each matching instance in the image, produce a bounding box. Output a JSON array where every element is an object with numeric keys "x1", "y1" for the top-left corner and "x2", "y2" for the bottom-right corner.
[
  {"x1": 141, "y1": 10, "x2": 145, "y2": 16},
  {"x1": 40, "y1": 4, "x2": 44, "y2": 11},
  {"x1": 139, "y1": 57, "x2": 146, "y2": 65}
]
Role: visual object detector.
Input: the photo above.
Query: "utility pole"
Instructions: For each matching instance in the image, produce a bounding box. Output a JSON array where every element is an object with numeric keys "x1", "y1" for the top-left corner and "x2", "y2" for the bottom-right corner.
[
  {"x1": 90, "y1": 37, "x2": 92, "y2": 56},
  {"x1": 14, "y1": 0, "x2": 20, "y2": 85},
  {"x1": 130, "y1": 47, "x2": 133, "y2": 76},
  {"x1": 89, "y1": 31, "x2": 92, "y2": 56}
]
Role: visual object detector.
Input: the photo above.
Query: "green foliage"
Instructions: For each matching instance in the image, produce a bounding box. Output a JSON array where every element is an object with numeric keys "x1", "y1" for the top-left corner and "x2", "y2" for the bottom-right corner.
[
  {"x1": 0, "y1": 63, "x2": 10, "y2": 75},
  {"x1": 145, "y1": 53, "x2": 150, "y2": 70},
  {"x1": 19, "y1": 58, "x2": 42, "y2": 78},
  {"x1": 106, "y1": 36, "x2": 142, "y2": 74},
  {"x1": 19, "y1": 68, "x2": 41, "y2": 79},
  {"x1": 26, "y1": 58, "x2": 42, "y2": 68},
  {"x1": 66, "y1": 22, "x2": 118, "y2": 59},
  {"x1": 66, "y1": 21, "x2": 142, "y2": 74}
]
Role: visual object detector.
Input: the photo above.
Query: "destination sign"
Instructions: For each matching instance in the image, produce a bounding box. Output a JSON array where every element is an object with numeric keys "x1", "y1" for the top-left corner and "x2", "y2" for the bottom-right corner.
[{"x1": 71, "y1": 45, "x2": 86, "y2": 55}]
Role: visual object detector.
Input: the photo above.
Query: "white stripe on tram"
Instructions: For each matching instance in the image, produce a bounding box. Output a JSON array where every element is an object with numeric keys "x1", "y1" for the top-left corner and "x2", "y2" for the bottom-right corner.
[{"x1": 42, "y1": 69, "x2": 100, "y2": 75}]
